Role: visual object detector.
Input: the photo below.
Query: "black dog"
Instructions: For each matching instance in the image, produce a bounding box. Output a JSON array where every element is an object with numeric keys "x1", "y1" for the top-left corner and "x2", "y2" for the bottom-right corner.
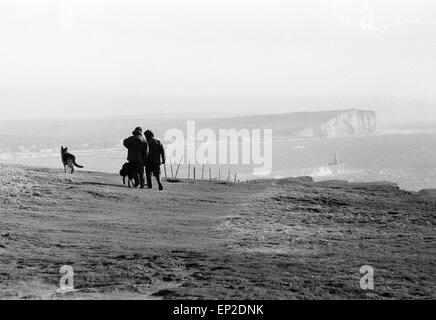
[{"x1": 119, "y1": 162, "x2": 139, "y2": 187}]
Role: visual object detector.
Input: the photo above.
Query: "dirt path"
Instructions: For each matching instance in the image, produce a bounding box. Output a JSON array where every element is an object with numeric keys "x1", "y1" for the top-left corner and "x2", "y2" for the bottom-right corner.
[{"x1": 0, "y1": 164, "x2": 435, "y2": 299}]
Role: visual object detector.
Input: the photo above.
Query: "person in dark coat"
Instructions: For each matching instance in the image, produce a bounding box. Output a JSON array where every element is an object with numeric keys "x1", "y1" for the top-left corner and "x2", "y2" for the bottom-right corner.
[
  {"x1": 144, "y1": 130, "x2": 165, "y2": 190},
  {"x1": 123, "y1": 127, "x2": 147, "y2": 188}
]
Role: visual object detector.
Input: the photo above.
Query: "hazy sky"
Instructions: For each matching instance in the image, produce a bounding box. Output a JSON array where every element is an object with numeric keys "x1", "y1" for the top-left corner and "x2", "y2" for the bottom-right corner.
[{"x1": 0, "y1": 0, "x2": 435, "y2": 120}]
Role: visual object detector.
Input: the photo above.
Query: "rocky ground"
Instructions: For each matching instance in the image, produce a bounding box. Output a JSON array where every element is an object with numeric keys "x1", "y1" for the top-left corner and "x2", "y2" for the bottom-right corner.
[{"x1": 0, "y1": 163, "x2": 435, "y2": 299}]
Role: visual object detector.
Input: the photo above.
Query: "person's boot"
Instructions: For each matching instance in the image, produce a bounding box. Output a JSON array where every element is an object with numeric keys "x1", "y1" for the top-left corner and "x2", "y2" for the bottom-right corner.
[
  {"x1": 146, "y1": 174, "x2": 152, "y2": 189},
  {"x1": 158, "y1": 183, "x2": 163, "y2": 191},
  {"x1": 133, "y1": 176, "x2": 140, "y2": 188}
]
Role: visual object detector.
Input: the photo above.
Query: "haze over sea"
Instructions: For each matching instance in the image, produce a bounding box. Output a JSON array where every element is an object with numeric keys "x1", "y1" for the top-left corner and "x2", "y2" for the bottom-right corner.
[{"x1": 0, "y1": 117, "x2": 435, "y2": 192}]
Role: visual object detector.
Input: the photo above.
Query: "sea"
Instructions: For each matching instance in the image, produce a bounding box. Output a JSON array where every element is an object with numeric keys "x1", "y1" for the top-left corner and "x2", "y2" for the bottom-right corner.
[{"x1": 0, "y1": 118, "x2": 435, "y2": 191}]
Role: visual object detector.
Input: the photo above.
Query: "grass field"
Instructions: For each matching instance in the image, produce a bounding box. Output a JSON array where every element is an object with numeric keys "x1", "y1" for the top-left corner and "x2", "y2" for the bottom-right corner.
[{"x1": 0, "y1": 164, "x2": 435, "y2": 299}]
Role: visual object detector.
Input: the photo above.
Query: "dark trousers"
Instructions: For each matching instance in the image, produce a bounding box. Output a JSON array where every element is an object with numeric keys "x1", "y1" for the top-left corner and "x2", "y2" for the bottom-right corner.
[
  {"x1": 146, "y1": 164, "x2": 162, "y2": 188},
  {"x1": 131, "y1": 162, "x2": 145, "y2": 188}
]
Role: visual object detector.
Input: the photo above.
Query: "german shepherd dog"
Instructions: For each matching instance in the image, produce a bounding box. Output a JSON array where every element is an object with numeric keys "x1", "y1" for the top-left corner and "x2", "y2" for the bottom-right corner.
[
  {"x1": 61, "y1": 146, "x2": 84, "y2": 173},
  {"x1": 119, "y1": 162, "x2": 139, "y2": 187}
]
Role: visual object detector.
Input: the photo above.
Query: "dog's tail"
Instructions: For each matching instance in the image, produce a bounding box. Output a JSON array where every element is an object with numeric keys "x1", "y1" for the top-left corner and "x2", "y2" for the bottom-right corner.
[{"x1": 74, "y1": 160, "x2": 84, "y2": 168}]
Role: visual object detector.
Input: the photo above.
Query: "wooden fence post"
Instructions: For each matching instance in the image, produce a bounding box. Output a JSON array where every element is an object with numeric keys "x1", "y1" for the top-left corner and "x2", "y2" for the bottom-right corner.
[
  {"x1": 175, "y1": 154, "x2": 183, "y2": 179},
  {"x1": 170, "y1": 156, "x2": 174, "y2": 178},
  {"x1": 188, "y1": 163, "x2": 190, "y2": 179}
]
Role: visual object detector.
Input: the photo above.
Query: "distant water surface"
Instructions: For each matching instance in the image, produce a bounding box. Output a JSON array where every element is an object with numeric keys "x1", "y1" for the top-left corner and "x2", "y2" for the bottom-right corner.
[{"x1": 1, "y1": 127, "x2": 435, "y2": 191}]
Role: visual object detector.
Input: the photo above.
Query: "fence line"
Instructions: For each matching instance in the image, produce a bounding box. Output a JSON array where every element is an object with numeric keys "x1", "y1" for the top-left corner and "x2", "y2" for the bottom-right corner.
[{"x1": 165, "y1": 155, "x2": 242, "y2": 183}]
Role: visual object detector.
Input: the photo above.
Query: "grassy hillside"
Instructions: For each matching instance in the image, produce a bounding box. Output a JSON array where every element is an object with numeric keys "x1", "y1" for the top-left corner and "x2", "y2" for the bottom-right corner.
[{"x1": 0, "y1": 163, "x2": 434, "y2": 299}]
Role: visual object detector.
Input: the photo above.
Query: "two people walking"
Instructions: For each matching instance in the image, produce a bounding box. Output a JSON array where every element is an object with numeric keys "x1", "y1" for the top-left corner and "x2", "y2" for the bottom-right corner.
[{"x1": 123, "y1": 127, "x2": 165, "y2": 190}]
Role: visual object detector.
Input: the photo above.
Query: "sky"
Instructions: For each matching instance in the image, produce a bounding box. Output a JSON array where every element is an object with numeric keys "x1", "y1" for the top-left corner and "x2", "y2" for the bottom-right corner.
[{"x1": 0, "y1": 0, "x2": 435, "y2": 121}]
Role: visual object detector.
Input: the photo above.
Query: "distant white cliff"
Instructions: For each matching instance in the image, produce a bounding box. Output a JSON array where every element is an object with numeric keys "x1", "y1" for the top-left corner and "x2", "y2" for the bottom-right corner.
[
  {"x1": 214, "y1": 109, "x2": 377, "y2": 138},
  {"x1": 314, "y1": 109, "x2": 377, "y2": 137}
]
